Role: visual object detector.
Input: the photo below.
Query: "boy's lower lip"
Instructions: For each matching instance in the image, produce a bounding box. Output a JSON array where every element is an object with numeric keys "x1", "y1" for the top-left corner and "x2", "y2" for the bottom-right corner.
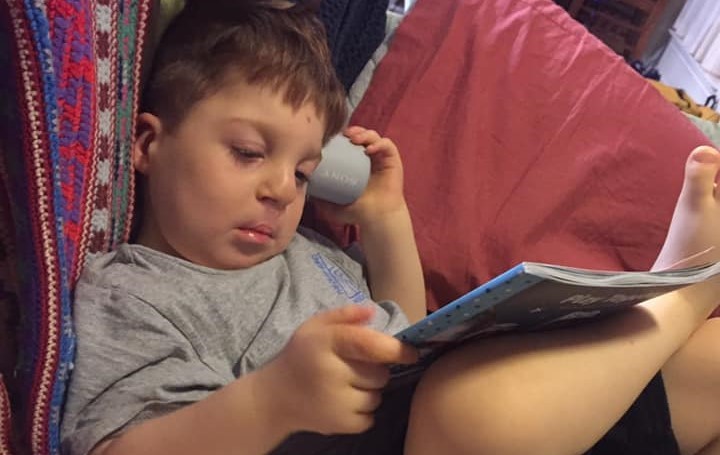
[{"x1": 233, "y1": 228, "x2": 273, "y2": 244}]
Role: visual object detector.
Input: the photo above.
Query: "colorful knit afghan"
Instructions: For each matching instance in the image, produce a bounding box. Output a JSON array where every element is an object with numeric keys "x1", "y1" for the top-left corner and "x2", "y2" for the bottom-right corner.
[{"x1": 0, "y1": 1, "x2": 151, "y2": 454}]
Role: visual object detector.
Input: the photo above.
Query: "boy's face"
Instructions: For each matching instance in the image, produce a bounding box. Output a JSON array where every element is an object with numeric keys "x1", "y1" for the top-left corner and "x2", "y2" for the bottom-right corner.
[{"x1": 133, "y1": 79, "x2": 325, "y2": 269}]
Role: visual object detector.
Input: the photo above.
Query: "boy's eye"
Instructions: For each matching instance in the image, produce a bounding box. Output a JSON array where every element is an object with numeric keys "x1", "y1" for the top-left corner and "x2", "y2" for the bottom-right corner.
[
  {"x1": 230, "y1": 147, "x2": 264, "y2": 161},
  {"x1": 295, "y1": 161, "x2": 319, "y2": 186},
  {"x1": 295, "y1": 170, "x2": 310, "y2": 185}
]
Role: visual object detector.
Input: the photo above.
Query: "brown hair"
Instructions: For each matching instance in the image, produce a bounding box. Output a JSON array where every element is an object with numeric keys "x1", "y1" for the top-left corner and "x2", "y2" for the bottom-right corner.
[{"x1": 142, "y1": 0, "x2": 347, "y2": 142}]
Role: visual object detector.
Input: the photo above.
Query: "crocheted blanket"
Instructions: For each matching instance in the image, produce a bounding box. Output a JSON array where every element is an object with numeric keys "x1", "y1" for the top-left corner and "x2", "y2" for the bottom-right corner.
[{"x1": 0, "y1": 1, "x2": 151, "y2": 453}]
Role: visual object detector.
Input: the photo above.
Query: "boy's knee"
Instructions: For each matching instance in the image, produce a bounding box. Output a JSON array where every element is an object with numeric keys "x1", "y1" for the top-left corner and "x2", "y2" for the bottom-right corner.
[
  {"x1": 669, "y1": 317, "x2": 720, "y2": 382},
  {"x1": 685, "y1": 317, "x2": 720, "y2": 395}
]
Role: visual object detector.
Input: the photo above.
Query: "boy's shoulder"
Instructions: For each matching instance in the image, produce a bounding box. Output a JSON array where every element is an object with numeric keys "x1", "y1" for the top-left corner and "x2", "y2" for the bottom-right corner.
[
  {"x1": 73, "y1": 244, "x2": 183, "y2": 313},
  {"x1": 78, "y1": 243, "x2": 180, "y2": 288}
]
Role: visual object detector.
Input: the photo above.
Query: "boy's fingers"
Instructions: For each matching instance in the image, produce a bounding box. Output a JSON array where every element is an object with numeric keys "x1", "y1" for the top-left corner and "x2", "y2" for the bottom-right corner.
[
  {"x1": 332, "y1": 326, "x2": 419, "y2": 365},
  {"x1": 346, "y1": 128, "x2": 381, "y2": 146},
  {"x1": 310, "y1": 305, "x2": 419, "y2": 365},
  {"x1": 365, "y1": 138, "x2": 396, "y2": 155},
  {"x1": 344, "y1": 125, "x2": 365, "y2": 135},
  {"x1": 314, "y1": 304, "x2": 375, "y2": 326},
  {"x1": 347, "y1": 360, "x2": 391, "y2": 390},
  {"x1": 354, "y1": 389, "x2": 383, "y2": 414}
]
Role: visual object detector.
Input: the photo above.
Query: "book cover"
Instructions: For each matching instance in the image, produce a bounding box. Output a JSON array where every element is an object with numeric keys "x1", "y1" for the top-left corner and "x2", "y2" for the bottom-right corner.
[{"x1": 390, "y1": 261, "x2": 720, "y2": 379}]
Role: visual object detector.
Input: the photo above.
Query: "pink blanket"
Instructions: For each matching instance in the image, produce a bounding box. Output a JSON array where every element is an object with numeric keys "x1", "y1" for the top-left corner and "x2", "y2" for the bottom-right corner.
[{"x1": 348, "y1": 0, "x2": 712, "y2": 311}]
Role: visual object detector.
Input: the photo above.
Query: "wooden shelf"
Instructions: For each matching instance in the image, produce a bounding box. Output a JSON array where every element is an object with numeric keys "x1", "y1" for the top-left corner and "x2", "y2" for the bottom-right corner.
[
  {"x1": 621, "y1": 0, "x2": 657, "y2": 13},
  {"x1": 568, "y1": 0, "x2": 668, "y2": 60},
  {"x1": 581, "y1": 7, "x2": 642, "y2": 33}
]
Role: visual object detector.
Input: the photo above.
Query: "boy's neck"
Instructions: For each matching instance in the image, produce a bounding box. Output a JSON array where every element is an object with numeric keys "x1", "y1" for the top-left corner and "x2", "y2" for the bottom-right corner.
[{"x1": 134, "y1": 208, "x2": 178, "y2": 257}]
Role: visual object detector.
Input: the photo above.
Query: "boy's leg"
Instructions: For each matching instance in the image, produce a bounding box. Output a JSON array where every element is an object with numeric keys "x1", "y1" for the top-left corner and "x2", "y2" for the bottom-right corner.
[
  {"x1": 654, "y1": 144, "x2": 720, "y2": 454},
  {"x1": 664, "y1": 317, "x2": 720, "y2": 455},
  {"x1": 404, "y1": 146, "x2": 720, "y2": 455}
]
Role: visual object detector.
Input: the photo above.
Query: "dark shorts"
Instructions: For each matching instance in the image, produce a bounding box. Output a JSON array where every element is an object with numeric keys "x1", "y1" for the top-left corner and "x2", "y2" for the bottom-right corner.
[
  {"x1": 270, "y1": 372, "x2": 679, "y2": 455},
  {"x1": 585, "y1": 373, "x2": 681, "y2": 455},
  {"x1": 270, "y1": 382, "x2": 416, "y2": 455}
]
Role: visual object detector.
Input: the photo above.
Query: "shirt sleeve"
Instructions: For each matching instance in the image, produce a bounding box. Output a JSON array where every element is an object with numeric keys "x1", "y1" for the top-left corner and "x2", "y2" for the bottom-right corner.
[
  {"x1": 297, "y1": 227, "x2": 410, "y2": 334},
  {"x1": 61, "y1": 280, "x2": 230, "y2": 455},
  {"x1": 327, "y1": 238, "x2": 412, "y2": 334}
]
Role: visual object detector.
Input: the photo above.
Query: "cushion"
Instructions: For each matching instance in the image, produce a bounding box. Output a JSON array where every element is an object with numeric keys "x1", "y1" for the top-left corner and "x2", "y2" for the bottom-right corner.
[
  {"x1": 344, "y1": 0, "x2": 714, "y2": 311},
  {"x1": 319, "y1": 0, "x2": 390, "y2": 90},
  {"x1": 684, "y1": 113, "x2": 720, "y2": 147}
]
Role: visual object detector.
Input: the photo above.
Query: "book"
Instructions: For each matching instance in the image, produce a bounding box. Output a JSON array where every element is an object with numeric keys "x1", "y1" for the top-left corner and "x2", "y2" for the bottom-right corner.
[{"x1": 390, "y1": 261, "x2": 720, "y2": 380}]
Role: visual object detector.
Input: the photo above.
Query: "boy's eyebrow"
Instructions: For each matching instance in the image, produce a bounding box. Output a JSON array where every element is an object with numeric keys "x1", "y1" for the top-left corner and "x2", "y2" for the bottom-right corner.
[{"x1": 225, "y1": 117, "x2": 323, "y2": 161}]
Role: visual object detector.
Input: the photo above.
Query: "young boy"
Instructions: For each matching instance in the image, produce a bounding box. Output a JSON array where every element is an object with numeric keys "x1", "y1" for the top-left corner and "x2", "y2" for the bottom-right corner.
[{"x1": 62, "y1": 1, "x2": 720, "y2": 455}]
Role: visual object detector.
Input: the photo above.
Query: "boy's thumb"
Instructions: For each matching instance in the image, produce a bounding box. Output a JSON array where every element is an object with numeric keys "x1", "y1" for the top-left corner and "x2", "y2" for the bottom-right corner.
[{"x1": 316, "y1": 304, "x2": 375, "y2": 326}]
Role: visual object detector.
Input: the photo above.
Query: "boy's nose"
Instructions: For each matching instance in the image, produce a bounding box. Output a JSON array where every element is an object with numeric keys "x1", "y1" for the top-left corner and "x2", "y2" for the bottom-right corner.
[{"x1": 258, "y1": 166, "x2": 297, "y2": 208}]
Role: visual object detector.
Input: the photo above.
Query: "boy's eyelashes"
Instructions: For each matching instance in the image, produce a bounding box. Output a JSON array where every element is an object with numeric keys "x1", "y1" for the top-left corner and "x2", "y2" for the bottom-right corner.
[
  {"x1": 295, "y1": 170, "x2": 310, "y2": 185},
  {"x1": 230, "y1": 146, "x2": 264, "y2": 161},
  {"x1": 229, "y1": 146, "x2": 313, "y2": 186}
]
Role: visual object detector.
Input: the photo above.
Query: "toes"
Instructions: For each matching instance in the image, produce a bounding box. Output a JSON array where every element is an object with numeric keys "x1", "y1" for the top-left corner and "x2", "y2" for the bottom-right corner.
[{"x1": 682, "y1": 146, "x2": 720, "y2": 202}]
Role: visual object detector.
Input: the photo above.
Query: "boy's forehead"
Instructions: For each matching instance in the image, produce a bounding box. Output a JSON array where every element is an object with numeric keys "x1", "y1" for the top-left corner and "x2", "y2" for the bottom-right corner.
[
  {"x1": 187, "y1": 80, "x2": 325, "y2": 149},
  {"x1": 211, "y1": 77, "x2": 325, "y2": 118}
]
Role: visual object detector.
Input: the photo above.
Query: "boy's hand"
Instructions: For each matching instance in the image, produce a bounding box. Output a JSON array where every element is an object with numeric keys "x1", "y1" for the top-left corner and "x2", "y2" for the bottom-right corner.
[
  {"x1": 255, "y1": 305, "x2": 418, "y2": 436},
  {"x1": 315, "y1": 126, "x2": 406, "y2": 228}
]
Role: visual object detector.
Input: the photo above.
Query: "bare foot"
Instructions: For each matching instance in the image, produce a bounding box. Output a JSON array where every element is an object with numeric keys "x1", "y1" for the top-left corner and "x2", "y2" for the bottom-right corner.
[{"x1": 653, "y1": 146, "x2": 720, "y2": 271}]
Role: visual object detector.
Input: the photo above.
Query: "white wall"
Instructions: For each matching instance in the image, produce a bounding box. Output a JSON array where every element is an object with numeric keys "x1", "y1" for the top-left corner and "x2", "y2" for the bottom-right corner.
[{"x1": 656, "y1": 0, "x2": 720, "y2": 104}]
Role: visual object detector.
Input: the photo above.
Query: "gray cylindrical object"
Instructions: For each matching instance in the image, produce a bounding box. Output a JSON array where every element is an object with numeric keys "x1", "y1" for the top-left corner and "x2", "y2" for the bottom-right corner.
[{"x1": 308, "y1": 135, "x2": 371, "y2": 205}]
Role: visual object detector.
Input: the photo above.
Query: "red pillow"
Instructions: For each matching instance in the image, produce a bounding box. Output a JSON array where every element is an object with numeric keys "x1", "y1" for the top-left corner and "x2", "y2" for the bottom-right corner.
[{"x1": 347, "y1": 0, "x2": 712, "y2": 311}]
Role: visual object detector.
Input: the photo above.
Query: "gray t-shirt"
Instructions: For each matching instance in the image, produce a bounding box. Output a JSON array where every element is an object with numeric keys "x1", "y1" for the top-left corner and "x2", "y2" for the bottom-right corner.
[{"x1": 61, "y1": 229, "x2": 409, "y2": 455}]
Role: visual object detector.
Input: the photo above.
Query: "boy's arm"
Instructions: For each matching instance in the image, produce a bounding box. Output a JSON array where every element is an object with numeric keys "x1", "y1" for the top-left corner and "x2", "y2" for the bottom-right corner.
[
  {"x1": 93, "y1": 305, "x2": 419, "y2": 455},
  {"x1": 319, "y1": 126, "x2": 426, "y2": 323},
  {"x1": 94, "y1": 370, "x2": 290, "y2": 455},
  {"x1": 359, "y1": 205, "x2": 426, "y2": 323}
]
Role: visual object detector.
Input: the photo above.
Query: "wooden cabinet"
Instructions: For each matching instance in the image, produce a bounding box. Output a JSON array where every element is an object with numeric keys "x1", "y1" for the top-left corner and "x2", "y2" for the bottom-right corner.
[{"x1": 567, "y1": 0, "x2": 669, "y2": 60}]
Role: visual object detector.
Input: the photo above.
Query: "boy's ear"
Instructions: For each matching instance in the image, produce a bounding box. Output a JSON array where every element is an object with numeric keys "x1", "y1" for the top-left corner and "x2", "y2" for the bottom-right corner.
[{"x1": 133, "y1": 113, "x2": 163, "y2": 175}]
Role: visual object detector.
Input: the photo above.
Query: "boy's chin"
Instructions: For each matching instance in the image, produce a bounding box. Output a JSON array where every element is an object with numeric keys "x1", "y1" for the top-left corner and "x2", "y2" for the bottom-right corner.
[
  {"x1": 171, "y1": 233, "x2": 292, "y2": 270},
  {"x1": 192, "y1": 252, "x2": 274, "y2": 270},
  {"x1": 197, "y1": 245, "x2": 286, "y2": 270},
  {"x1": 223, "y1": 255, "x2": 277, "y2": 270}
]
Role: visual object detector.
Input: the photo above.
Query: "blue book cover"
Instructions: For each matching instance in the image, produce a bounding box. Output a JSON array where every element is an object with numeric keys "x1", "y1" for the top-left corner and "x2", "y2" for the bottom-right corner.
[{"x1": 390, "y1": 261, "x2": 720, "y2": 380}]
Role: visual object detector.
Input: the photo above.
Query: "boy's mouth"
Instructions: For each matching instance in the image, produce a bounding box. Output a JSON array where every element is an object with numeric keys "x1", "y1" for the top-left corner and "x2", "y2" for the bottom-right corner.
[{"x1": 233, "y1": 224, "x2": 275, "y2": 244}]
